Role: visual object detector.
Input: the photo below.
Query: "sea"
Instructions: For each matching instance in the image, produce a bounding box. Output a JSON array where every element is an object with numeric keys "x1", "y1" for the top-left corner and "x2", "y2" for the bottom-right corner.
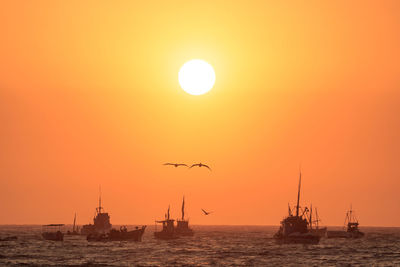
[{"x1": 0, "y1": 225, "x2": 399, "y2": 266}]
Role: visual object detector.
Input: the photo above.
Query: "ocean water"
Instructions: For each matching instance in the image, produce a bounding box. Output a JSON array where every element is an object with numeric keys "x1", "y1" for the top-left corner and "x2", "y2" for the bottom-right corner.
[{"x1": 0, "y1": 225, "x2": 399, "y2": 266}]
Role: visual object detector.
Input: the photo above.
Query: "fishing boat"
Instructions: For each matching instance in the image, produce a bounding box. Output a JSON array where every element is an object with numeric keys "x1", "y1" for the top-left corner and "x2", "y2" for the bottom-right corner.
[
  {"x1": 66, "y1": 213, "x2": 80, "y2": 235},
  {"x1": 42, "y1": 224, "x2": 64, "y2": 241},
  {"x1": 87, "y1": 225, "x2": 146, "y2": 242},
  {"x1": 154, "y1": 206, "x2": 179, "y2": 240},
  {"x1": 81, "y1": 189, "x2": 112, "y2": 235},
  {"x1": 175, "y1": 196, "x2": 194, "y2": 236},
  {"x1": 308, "y1": 205, "x2": 327, "y2": 237},
  {"x1": 273, "y1": 171, "x2": 321, "y2": 244},
  {"x1": 82, "y1": 188, "x2": 146, "y2": 241},
  {"x1": 326, "y1": 206, "x2": 364, "y2": 238}
]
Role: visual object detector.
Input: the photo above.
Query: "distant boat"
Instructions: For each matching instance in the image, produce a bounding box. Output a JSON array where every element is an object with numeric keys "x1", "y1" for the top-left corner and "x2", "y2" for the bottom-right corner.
[
  {"x1": 42, "y1": 224, "x2": 64, "y2": 241},
  {"x1": 326, "y1": 206, "x2": 364, "y2": 238},
  {"x1": 175, "y1": 196, "x2": 194, "y2": 236},
  {"x1": 154, "y1": 205, "x2": 179, "y2": 240},
  {"x1": 308, "y1": 205, "x2": 327, "y2": 237},
  {"x1": 81, "y1": 189, "x2": 112, "y2": 235},
  {"x1": 66, "y1": 213, "x2": 80, "y2": 235},
  {"x1": 273, "y1": 171, "x2": 321, "y2": 244}
]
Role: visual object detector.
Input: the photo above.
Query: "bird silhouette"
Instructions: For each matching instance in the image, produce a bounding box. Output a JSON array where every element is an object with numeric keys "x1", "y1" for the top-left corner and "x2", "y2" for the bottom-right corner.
[
  {"x1": 163, "y1": 163, "x2": 188, "y2": 168},
  {"x1": 190, "y1": 163, "x2": 211, "y2": 171},
  {"x1": 201, "y1": 209, "x2": 213, "y2": 215}
]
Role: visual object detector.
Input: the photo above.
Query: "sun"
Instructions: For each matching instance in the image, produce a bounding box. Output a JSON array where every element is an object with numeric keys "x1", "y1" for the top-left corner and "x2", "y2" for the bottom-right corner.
[{"x1": 178, "y1": 59, "x2": 215, "y2": 95}]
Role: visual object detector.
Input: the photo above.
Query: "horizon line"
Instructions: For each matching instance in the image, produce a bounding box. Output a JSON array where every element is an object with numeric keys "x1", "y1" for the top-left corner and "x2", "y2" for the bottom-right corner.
[{"x1": 1, "y1": 223, "x2": 399, "y2": 228}]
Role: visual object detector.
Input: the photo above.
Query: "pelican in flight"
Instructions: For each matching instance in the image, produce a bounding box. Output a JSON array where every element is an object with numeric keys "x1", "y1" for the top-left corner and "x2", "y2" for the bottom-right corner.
[
  {"x1": 201, "y1": 209, "x2": 213, "y2": 215},
  {"x1": 163, "y1": 163, "x2": 188, "y2": 168},
  {"x1": 190, "y1": 163, "x2": 211, "y2": 171}
]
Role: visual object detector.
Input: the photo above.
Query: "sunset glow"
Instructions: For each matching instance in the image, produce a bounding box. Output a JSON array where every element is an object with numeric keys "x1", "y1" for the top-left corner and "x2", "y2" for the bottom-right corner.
[{"x1": 0, "y1": 1, "x2": 399, "y2": 228}]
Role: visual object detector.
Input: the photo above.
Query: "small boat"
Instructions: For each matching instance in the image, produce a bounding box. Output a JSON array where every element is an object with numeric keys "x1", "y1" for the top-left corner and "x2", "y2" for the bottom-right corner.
[
  {"x1": 66, "y1": 213, "x2": 80, "y2": 235},
  {"x1": 273, "y1": 170, "x2": 321, "y2": 244},
  {"x1": 87, "y1": 226, "x2": 146, "y2": 242},
  {"x1": 154, "y1": 206, "x2": 179, "y2": 240},
  {"x1": 175, "y1": 196, "x2": 194, "y2": 236},
  {"x1": 327, "y1": 206, "x2": 364, "y2": 238},
  {"x1": 42, "y1": 224, "x2": 64, "y2": 241}
]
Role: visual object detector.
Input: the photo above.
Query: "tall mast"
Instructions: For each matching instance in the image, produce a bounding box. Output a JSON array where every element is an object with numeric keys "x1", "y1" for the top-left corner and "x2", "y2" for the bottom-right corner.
[
  {"x1": 296, "y1": 169, "x2": 302, "y2": 217},
  {"x1": 309, "y1": 204, "x2": 313, "y2": 229},
  {"x1": 349, "y1": 204, "x2": 354, "y2": 223},
  {"x1": 73, "y1": 213, "x2": 76, "y2": 232},
  {"x1": 98, "y1": 185, "x2": 103, "y2": 214},
  {"x1": 181, "y1": 196, "x2": 185, "y2": 220},
  {"x1": 167, "y1": 205, "x2": 170, "y2": 220}
]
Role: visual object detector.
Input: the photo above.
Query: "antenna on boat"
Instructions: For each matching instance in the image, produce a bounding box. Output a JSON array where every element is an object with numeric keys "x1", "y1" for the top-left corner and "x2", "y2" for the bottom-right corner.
[{"x1": 296, "y1": 165, "x2": 302, "y2": 217}]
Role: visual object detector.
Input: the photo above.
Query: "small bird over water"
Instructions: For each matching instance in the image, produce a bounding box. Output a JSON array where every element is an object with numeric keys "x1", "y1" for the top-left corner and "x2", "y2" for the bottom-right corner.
[
  {"x1": 163, "y1": 163, "x2": 188, "y2": 168},
  {"x1": 190, "y1": 163, "x2": 211, "y2": 171},
  {"x1": 201, "y1": 209, "x2": 213, "y2": 215}
]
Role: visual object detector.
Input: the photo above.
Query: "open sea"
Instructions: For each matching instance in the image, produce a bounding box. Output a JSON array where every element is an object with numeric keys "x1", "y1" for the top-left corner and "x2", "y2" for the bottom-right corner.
[{"x1": 0, "y1": 225, "x2": 399, "y2": 266}]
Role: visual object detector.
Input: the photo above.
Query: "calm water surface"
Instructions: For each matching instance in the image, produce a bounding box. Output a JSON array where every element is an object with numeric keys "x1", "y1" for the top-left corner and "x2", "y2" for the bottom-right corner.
[{"x1": 0, "y1": 225, "x2": 399, "y2": 266}]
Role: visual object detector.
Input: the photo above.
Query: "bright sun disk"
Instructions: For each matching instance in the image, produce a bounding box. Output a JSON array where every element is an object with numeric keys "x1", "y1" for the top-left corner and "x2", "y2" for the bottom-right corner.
[{"x1": 178, "y1": 59, "x2": 215, "y2": 95}]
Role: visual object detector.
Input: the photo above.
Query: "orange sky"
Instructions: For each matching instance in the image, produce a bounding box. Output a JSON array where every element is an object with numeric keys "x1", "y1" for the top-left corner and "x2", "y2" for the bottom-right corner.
[{"x1": 0, "y1": 1, "x2": 399, "y2": 226}]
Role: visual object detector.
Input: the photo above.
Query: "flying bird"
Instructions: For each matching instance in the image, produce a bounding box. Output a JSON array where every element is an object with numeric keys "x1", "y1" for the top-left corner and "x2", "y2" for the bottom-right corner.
[
  {"x1": 190, "y1": 163, "x2": 211, "y2": 171},
  {"x1": 163, "y1": 163, "x2": 188, "y2": 168},
  {"x1": 201, "y1": 209, "x2": 213, "y2": 215}
]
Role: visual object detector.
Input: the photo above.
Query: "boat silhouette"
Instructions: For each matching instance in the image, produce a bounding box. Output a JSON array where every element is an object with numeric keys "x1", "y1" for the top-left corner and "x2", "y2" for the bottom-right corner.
[
  {"x1": 175, "y1": 196, "x2": 194, "y2": 236},
  {"x1": 81, "y1": 188, "x2": 146, "y2": 241},
  {"x1": 273, "y1": 171, "x2": 321, "y2": 244},
  {"x1": 326, "y1": 206, "x2": 364, "y2": 238},
  {"x1": 154, "y1": 205, "x2": 179, "y2": 240},
  {"x1": 81, "y1": 189, "x2": 112, "y2": 235},
  {"x1": 66, "y1": 213, "x2": 80, "y2": 235},
  {"x1": 42, "y1": 224, "x2": 64, "y2": 241}
]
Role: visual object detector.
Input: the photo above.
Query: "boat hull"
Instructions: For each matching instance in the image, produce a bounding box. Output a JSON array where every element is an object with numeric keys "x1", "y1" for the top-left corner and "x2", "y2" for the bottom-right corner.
[
  {"x1": 87, "y1": 226, "x2": 146, "y2": 242},
  {"x1": 42, "y1": 231, "x2": 64, "y2": 241},
  {"x1": 176, "y1": 230, "x2": 194, "y2": 237},
  {"x1": 154, "y1": 231, "x2": 179, "y2": 240},
  {"x1": 175, "y1": 228, "x2": 194, "y2": 237}
]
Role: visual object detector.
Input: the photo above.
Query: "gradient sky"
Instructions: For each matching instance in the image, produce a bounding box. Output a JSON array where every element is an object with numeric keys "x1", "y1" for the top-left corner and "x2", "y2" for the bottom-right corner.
[{"x1": 1, "y1": 1, "x2": 399, "y2": 226}]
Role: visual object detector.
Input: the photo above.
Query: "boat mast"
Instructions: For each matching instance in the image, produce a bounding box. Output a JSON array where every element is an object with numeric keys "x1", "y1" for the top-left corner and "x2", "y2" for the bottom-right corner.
[
  {"x1": 296, "y1": 169, "x2": 301, "y2": 217},
  {"x1": 309, "y1": 204, "x2": 313, "y2": 229},
  {"x1": 98, "y1": 186, "x2": 103, "y2": 214},
  {"x1": 73, "y1": 213, "x2": 76, "y2": 232},
  {"x1": 349, "y1": 204, "x2": 353, "y2": 223},
  {"x1": 181, "y1": 196, "x2": 185, "y2": 220}
]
